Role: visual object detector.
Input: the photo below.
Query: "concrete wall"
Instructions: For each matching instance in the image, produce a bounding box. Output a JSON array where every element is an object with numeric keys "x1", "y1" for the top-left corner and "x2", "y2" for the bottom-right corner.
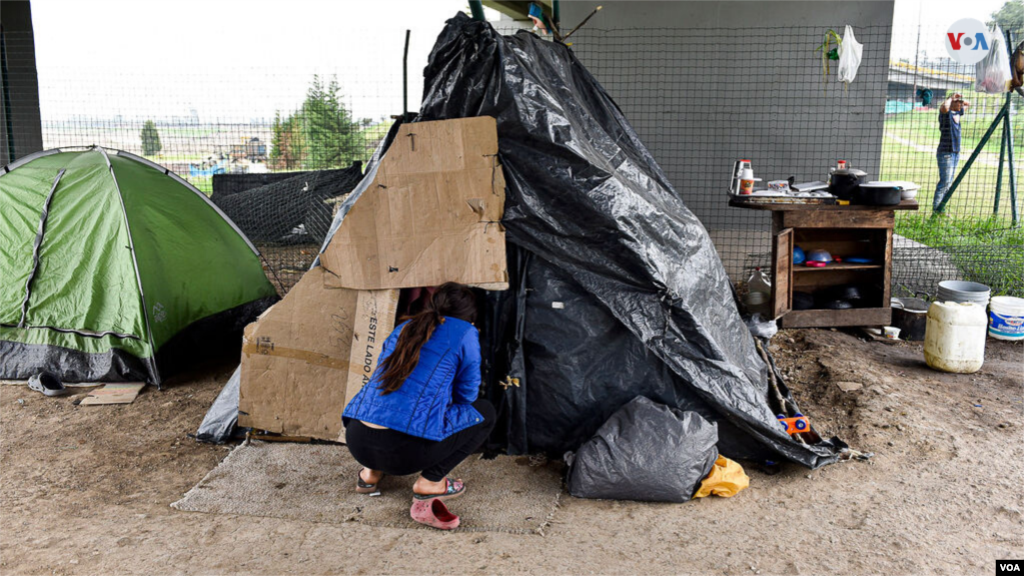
[
  {"x1": 1, "y1": 0, "x2": 43, "y2": 164},
  {"x1": 558, "y1": 1, "x2": 895, "y2": 278}
]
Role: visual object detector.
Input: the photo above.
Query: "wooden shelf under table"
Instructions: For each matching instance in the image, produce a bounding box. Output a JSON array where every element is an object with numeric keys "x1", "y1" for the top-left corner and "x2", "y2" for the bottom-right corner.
[
  {"x1": 780, "y1": 306, "x2": 892, "y2": 328},
  {"x1": 792, "y1": 262, "x2": 883, "y2": 273}
]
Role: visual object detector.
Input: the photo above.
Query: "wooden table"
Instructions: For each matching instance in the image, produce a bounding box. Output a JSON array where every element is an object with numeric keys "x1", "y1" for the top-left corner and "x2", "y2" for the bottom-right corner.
[{"x1": 730, "y1": 199, "x2": 919, "y2": 328}]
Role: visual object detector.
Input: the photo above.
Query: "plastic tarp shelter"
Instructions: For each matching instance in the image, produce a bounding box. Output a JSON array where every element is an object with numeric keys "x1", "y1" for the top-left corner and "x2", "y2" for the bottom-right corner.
[
  {"x1": 202, "y1": 16, "x2": 846, "y2": 469},
  {"x1": 401, "y1": 14, "x2": 841, "y2": 468}
]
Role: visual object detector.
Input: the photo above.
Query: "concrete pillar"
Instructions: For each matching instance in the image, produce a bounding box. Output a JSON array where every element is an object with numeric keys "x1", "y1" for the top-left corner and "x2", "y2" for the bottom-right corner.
[{"x1": 1, "y1": 0, "x2": 44, "y2": 164}]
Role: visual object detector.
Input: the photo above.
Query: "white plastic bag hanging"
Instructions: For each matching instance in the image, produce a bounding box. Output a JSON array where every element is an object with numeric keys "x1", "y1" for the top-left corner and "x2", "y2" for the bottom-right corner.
[
  {"x1": 838, "y1": 25, "x2": 863, "y2": 85},
  {"x1": 976, "y1": 25, "x2": 1011, "y2": 94}
]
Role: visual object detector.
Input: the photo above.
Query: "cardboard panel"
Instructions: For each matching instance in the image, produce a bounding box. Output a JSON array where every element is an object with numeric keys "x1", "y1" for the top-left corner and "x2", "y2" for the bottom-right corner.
[
  {"x1": 320, "y1": 116, "x2": 508, "y2": 290},
  {"x1": 238, "y1": 267, "x2": 398, "y2": 440}
]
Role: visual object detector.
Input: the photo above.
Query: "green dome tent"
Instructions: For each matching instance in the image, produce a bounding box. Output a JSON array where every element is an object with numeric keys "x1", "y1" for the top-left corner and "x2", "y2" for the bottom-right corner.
[{"x1": 1, "y1": 147, "x2": 279, "y2": 386}]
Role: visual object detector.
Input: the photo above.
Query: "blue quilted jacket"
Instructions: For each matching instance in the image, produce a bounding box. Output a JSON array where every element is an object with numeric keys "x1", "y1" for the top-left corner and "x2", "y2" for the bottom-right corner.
[{"x1": 342, "y1": 317, "x2": 484, "y2": 441}]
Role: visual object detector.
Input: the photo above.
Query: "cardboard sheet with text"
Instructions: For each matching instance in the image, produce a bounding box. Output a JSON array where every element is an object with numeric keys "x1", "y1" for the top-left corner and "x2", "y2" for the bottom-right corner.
[
  {"x1": 320, "y1": 116, "x2": 508, "y2": 290},
  {"x1": 238, "y1": 267, "x2": 399, "y2": 440}
]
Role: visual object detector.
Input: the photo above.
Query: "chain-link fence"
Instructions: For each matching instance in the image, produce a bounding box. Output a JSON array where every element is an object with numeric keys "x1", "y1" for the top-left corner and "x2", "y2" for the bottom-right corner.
[
  {"x1": 8, "y1": 20, "x2": 1023, "y2": 297},
  {"x1": 567, "y1": 24, "x2": 1022, "y2": 298}
]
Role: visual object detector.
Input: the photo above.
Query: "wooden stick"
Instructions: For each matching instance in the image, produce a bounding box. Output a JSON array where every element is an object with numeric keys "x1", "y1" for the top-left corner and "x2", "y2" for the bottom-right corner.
[{"x1": 562, "y1": 6, "x2": 602, "y2": 42}]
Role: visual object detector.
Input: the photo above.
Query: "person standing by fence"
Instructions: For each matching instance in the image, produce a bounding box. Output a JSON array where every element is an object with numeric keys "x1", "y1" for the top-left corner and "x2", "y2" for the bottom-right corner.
[{"x1": 933, "y1": 92, "x2": 970, "y2": 214}]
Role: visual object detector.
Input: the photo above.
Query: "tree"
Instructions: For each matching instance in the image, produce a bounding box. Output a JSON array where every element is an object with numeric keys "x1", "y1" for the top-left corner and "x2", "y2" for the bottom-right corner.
[
  {"x1": 270, "y1": 75, "x2": 362, "y2": 171},
  {"x1": 989, "y1": 0, "x2": 1023, "y2": 33},
  {"x1": 270, "y1": 111, "x2": 305, "y2": 170},
  {"x1": 301, "y1": 75, "x2": 362, "y2": 170},
  {"x1": 140, "y1": 120, "x2": 162, "y2": 156}
]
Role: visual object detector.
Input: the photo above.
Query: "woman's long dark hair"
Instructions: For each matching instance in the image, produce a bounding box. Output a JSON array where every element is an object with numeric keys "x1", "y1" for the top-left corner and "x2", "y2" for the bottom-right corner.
[{"x1": 376, "y1": 282, "x2": 478, "y2": 395}]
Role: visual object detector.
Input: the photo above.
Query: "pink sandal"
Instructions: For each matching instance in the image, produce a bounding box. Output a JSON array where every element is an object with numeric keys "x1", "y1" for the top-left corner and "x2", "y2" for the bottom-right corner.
[{"x1": 410, "y1": 498, "x2": 460, "y2": 530}]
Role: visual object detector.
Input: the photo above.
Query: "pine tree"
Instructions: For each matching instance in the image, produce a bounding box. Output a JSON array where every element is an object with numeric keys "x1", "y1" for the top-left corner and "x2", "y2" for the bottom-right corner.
[
  {"x1": 269, "y1": 75, "x2": 362, "y2": 170},
  {"x1": 140, "y1": 120, "x2": 162, "y2": 156},
  {"x1": 301, "y1": 75, "x2": 361, "y2": 170},
  {"x1": 270, "y1": 110, "x2": 305, "y2": 170}
]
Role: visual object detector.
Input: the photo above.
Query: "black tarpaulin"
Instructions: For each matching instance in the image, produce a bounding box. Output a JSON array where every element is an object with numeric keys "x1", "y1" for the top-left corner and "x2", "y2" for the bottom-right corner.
[
  {"x1": 313, "y1": 14, "x2": 842, "y2": 468},
  {"x1": 414, "y1": 14, "x2": 841, "y2": 468}
]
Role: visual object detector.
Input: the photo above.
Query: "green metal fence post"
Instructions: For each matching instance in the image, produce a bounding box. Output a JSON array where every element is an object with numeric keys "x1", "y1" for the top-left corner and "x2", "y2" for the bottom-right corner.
[
  {"x1": 935, "y1": 102, "x2": 1008, "y2": 213},
  {"x1": 1004, "y1": 101, "x2": 1018, "y2": 227},
  {"x1": 1003, "y1": 29, "x2": 1018, "y2": 227},
  {"x1": 994, "y1": 117, "x2": 1007, "y2": 215},
  {"x1": 469, "y1": 0, "x2": 485, "y2": 21}
]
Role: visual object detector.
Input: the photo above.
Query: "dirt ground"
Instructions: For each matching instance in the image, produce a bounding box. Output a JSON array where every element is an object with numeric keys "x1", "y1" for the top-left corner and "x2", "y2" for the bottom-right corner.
[{"x1": 1, "y1": 328, "x2": 1021, "y2": 575}]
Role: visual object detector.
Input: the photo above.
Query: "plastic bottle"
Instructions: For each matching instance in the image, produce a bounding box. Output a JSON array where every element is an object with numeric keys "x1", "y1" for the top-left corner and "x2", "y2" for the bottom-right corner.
[
  {"x1": 924, "y1": 302, "x2": 988, "y2": 374},
  {"x1": 745, "y1": 268, "x2": 772, "y2": 317}
]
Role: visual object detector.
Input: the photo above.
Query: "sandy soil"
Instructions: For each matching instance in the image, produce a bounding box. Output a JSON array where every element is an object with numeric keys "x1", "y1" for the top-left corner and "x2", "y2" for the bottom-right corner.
[{"x1": 1, "y1": 329, "x2": 1021, "y2": 575}]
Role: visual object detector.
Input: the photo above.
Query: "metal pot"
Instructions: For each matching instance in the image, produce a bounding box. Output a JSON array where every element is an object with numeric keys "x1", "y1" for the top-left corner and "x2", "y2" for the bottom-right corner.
[
  {"x1": 828, "y1": 168, "x2": 868, "y2": 200},
  {"x1": 855, "y1": 181, "x2": 902, "y2": 206},
  {"x1": 891, "y1": 297, "x2": 928, "y2": 341}
]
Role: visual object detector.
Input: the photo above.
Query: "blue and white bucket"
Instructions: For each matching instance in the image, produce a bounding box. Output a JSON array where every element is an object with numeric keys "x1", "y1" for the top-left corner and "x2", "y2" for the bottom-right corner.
[{"x1": 988, "y1": 296, "x2": 1024, "y2": 341}]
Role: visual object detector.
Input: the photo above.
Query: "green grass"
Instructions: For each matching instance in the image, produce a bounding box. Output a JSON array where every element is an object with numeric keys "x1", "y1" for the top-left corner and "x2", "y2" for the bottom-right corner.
[
  {"x1": 883, "y1": 94, "x2": 1015, "y2": 154},
  {"x1": 895, "y1": 214, "x2": 1024, "y2": 296},
  {"x1": 882, "y1": 103, "x2": 1023, "y2": 296}
]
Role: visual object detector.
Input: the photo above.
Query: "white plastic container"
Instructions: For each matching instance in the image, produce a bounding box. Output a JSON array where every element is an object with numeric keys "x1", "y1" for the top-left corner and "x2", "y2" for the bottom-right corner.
[
  {"x1": 988, "y1": 296, "x2": 1024, "y2": 341},
  {"x1": 924, "y1": 301, "x2": 988, "y2": 374},
  {"x1": 745, "y1": 268, "x2": 772, "y2": 317}
]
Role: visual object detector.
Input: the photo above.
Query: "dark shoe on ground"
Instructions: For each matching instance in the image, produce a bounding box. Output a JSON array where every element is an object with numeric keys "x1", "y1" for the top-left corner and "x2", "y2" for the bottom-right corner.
[
  {"x1": 27, "y1": 372, "x2": 69, "y2": 397},
  {"x1": 356, "y1": 470, "x2": 383, "y2": 496},
  {"x1": 410, "y1": 497, "x2": 460, "y2": 530}
]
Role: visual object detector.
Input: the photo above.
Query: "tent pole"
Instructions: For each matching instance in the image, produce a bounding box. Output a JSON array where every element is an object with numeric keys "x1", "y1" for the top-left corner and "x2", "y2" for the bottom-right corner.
[{"x1": 403, "y1": 30, "x2": 410, "y2": 118}]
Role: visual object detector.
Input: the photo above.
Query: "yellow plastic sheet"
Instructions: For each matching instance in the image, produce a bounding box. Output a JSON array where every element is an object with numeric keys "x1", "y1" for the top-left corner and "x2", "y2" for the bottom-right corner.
[{"x1": 693, "y1": 455, "x2": 750, "y2": 498}]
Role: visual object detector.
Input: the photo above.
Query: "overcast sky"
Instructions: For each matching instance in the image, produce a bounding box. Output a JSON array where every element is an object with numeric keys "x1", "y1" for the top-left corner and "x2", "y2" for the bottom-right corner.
[
  {"x1": 890, "y1": 0, "x2": 1012, "y2": 62},
  {"x1": 29, "y1": 0, "x2": 1015, "y2": 122},
  {"x1": 31, "y1": 0, "x2": 499, "y2": 122}
]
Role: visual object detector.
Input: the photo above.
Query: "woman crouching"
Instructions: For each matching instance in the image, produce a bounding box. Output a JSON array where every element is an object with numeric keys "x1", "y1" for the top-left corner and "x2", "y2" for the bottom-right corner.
[{"x1": 343, "y1": 282, "x2": 495, "y2": 516}]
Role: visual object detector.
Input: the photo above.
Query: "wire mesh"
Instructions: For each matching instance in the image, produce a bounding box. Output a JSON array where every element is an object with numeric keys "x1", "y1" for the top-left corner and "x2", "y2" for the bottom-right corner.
[
  {"x1": 567, "y1": 24, "x2": 1023, "y2": 297},
  {"x1": 7, "y1": 21, "x2": 1023, "y2": 297}
]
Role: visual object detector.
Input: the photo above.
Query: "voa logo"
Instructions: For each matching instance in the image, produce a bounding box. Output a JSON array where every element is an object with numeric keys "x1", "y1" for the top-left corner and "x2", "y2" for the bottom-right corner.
[
  {"x1": 945, "y1": 18, "x2": 991, "y2": 65},
  {"x1": 997, "y1": 559, "x2": 1024, "y2": 574}
]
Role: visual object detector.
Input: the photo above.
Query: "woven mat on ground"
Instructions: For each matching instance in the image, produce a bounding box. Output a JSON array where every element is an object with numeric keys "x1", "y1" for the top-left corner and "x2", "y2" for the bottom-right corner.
[{"x1": 172, "y1": 440, "x2": 563, "y2": 534}]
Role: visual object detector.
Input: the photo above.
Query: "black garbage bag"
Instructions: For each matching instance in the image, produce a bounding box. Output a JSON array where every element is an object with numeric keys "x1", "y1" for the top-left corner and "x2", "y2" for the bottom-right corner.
[
  {"x1": 413, "y1": 14, "x2": 841, "y2": 468},
  {"x1": 566, "y1": 396, "x2": 719, "y2": 502},
  {"x1": 317, "y1": 15, "x2": 841, "y2": 468}
]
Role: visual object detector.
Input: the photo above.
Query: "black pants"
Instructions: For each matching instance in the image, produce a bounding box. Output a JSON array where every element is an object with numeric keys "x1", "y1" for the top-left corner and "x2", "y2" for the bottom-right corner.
[{"x1": 344, "y1": 399, "x2": 496, "y2": 482}]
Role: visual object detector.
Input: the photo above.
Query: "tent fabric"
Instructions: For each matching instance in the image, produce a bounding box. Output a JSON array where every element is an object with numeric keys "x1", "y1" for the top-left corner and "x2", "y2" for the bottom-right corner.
[
  {"x1": 0, "y1": 147, "x2": 279, "y2": 386},
  {"x1": 409, "y1": 15, "x2": 841, "y2": 468}
]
